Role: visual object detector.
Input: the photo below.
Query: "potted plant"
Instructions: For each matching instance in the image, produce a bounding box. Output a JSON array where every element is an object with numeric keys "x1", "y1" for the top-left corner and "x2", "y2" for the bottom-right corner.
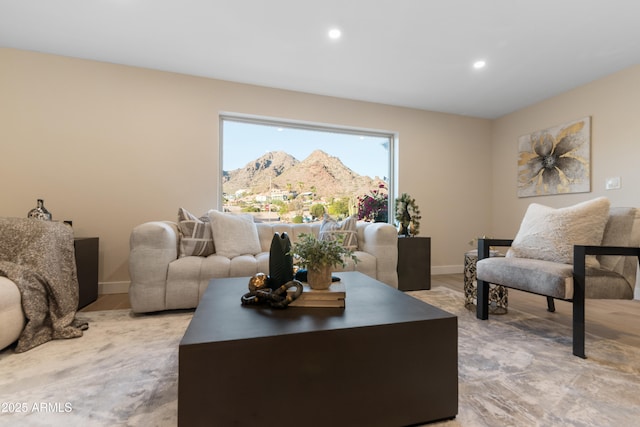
[
  {"x1": 289, "y1": 233, "x2": 358, "y2": 289},
  {"x1": 395, "y1": 193, "x2": 421, "y2": 236},
  {"x1": 356, "y1": 182, "x2": 389, "y2": 223}
]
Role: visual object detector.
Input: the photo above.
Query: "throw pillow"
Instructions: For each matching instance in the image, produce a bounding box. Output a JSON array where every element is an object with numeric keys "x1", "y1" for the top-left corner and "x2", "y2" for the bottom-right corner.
[
  {"x1": 319, "y1": 214, "x2": 358, "y2": 250},
  {"x1": 506, "y1": 197, "x2": 610, "y2": 267},
  {"x1": 208, "y1": 210, "x2": 261, "y2": 258},
  {"x1": 177, "y1": 207, "x2": 215, "y2": 258}
]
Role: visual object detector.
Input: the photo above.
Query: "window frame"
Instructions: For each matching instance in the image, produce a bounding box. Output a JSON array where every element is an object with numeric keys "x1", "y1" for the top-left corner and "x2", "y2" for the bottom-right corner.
[{"x1": 219, "y1": 113, "x2": 397, "y2": 223}]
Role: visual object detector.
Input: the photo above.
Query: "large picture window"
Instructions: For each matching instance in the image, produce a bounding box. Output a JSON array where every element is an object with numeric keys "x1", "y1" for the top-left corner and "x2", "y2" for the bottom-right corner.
[{"x1": 220, "y1": 115, "x2": 395, "y2": 224}]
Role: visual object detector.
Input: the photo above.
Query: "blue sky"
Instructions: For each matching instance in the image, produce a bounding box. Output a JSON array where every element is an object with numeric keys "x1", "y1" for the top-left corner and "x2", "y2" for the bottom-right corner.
[{"x1": 222, "y1": 120, "x2": 390, "y2": 180}]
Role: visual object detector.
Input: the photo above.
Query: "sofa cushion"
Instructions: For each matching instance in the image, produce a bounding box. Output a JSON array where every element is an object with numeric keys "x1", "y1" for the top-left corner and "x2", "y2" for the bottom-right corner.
[
  {"x1": 177, "y1": 208, "x2": 214, "y2": 258},
  {"x1": 477, "y1": 256, "x2": 633, "y2": 300},
  {"x1": 507, "y1": 197, "x2": 610, "y2": 267},
  {"x1": 209, "y1": 210, "x2": 261, "y2": 258},
  {"x1": 478, "y1": 257, "x2": 574, "y2": 299},
  {"x1": 319, "y1": 214, "x2": 358, "y2": 250}
]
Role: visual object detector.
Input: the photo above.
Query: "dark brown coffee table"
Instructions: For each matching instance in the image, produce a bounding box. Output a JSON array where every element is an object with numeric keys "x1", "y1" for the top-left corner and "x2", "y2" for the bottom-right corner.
[{"x1": 179, "y1": 271, "x2": 458, "y2": 427}]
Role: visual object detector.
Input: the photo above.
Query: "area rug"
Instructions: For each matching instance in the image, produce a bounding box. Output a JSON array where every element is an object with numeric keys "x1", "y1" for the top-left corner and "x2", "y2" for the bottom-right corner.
[
  {"x1": 408, "y1": 288, "x2": 640, "y2": 427},
  {"x1": 1, "y1": 288, "x2": 639, "y2": 426},
  {"x1": 0, "y1": 309, "x2": 192, "y2": 426}
]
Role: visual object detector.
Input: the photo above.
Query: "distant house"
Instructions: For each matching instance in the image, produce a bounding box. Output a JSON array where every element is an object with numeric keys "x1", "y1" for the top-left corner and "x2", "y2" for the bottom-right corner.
[{"x1": 270, "y1": 189, "x2": 289, "y2": 201}]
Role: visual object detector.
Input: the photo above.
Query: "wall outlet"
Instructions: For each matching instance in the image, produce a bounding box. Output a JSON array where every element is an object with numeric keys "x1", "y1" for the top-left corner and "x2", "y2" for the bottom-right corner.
[{"x1": 605, "y1": 176, "x2": 621, "y2": 190}]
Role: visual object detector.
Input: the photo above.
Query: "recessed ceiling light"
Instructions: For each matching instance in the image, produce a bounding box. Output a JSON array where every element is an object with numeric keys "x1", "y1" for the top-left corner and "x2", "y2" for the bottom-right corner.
[
  {"x1": 473, "y1": 60, "x2": 486, "y2": 69},
  {"x1": 328, "y1": 28, "x2": 342, "y2": 40}
]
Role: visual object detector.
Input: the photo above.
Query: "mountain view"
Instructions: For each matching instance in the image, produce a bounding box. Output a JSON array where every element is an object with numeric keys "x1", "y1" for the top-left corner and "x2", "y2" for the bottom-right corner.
[{"x1": 223, "y1": 150, "x2": 387, "y2": 222}]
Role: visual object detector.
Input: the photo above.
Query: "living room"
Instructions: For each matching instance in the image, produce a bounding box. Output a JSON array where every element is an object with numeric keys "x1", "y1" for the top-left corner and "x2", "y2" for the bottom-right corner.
[
  {"x1": 4, "y1": 52, "x2": 640, "y2": 293},
  {"x1": 2, "y1": 1, "x2": 640, "y2": 426}
]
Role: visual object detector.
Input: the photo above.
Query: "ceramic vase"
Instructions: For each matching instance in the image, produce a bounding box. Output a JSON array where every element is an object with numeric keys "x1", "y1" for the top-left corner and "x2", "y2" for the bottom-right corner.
[
  {"x1": 307, "y1": 264, "x2": 332, "y2": 290},
  {"x1": 27, "y1": 199, "x2": 52, "y2": 221}
]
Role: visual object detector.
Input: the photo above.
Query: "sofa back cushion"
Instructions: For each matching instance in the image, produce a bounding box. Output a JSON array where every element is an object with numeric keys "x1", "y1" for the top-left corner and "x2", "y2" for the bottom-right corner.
[{"x1": 256, "y1": 223, "x2": 321, "y2": 252}]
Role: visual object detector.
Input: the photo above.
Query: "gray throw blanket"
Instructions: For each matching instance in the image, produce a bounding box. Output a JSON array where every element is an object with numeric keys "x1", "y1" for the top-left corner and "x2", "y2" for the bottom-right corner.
[{"x1": 0, "y1": 217, "x2": 88, "y2": 353}]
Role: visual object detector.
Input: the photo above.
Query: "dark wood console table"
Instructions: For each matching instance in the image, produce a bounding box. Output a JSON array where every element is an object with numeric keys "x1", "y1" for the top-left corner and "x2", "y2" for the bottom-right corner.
[{"x1": 397, "y1": 236, "x2": 431, "y2": 291}]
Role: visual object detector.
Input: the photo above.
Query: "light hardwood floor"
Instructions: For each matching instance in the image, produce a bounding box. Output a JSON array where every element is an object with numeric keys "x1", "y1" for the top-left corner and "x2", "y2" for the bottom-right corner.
[
  {"x1": 81, "y1": 274, "x2": 640, "y2": 347},
  {"x1": 80, "y1": 293, "x2": 132, "y2": 311}
]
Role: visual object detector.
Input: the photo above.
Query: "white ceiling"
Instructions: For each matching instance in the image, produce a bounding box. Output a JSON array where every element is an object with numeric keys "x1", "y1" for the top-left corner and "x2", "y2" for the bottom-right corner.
[{"x1": 2, "y1": 0, "x2": 640, "y2": 119}]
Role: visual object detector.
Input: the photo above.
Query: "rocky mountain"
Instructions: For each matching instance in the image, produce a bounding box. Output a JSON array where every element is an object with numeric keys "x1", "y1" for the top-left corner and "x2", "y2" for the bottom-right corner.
[
  {"x1": 223, "y1": 151, "x2": 299, "y2": 194},
  {"x1": 223, "y1": 149, "x2": 382, "y2": 199}
]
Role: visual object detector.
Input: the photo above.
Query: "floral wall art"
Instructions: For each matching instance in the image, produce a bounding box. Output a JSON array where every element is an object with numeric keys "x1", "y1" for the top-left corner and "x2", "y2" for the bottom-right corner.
[{"x1": 517, "y1": 116, "x2": 591, "y2": 197}]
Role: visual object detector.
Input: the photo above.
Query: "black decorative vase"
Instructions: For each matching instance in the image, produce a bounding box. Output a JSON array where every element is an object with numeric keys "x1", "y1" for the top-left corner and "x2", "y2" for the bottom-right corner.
[
  {"x1": 27, "y1": 199, "x2": 52, "y2": 221},
  {"x1": 268, "y1": 232, "x2": 293, "y2": 290}
]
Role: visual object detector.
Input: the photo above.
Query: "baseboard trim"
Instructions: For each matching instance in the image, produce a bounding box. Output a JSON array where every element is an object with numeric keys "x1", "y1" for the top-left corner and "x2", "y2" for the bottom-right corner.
[
  {"x1": 431, "y1": 265, "x2": 463, "y2": 275},
  {"x1": 99, "y1": 281, "x2": 130, "y2": 295}
]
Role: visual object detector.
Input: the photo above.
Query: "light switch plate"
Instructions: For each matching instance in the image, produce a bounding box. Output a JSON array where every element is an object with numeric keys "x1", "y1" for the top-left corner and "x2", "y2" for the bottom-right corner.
[{"x1": 605, "y1": 176, "x2": 621, "y2": 190}]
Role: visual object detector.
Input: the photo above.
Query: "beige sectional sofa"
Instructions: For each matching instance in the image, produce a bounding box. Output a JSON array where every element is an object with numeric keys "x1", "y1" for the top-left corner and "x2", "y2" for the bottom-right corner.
[
  {"x1": 129, "y1": 215, "x2": 398, "y2": 313},
  {"x1": 0, "y1": 276, "x2": 25, "y2": 351}
]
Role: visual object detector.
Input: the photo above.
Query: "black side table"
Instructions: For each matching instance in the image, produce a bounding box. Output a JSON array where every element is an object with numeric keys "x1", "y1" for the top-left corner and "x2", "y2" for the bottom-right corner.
[
  {"x1": 397, "y1": 236, "x2": 431, "y2": 291},
  {"x1": 74, "y1": 237, "x2": 99, "y2": 309}
]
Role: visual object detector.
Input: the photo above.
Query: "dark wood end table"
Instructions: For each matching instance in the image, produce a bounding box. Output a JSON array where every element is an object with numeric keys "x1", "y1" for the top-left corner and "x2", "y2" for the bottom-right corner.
[
  {"x1": 397, "y1": 236, "x2": 431, "y2": 290},
  {"x1": 74, "y1": 237, "x2": 99, "y2": 309}
]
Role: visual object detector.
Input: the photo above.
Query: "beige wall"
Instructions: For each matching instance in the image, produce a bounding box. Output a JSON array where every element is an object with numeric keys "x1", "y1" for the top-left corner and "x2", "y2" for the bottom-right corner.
[
  {"x1": 1, "y1": 48, "x2": 492, "y2": 290},
  {"x1": 490, "y1": 65, "x2": 640, "y2": 237}
]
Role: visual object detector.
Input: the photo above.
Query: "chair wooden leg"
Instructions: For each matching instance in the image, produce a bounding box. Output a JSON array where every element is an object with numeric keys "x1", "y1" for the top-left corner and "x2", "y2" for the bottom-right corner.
[
  {"x1": 546, "y1": 297, "x2": 555, "y2": 312},
  {"x1": 476, "y1": 279, "x2": 489, "y2": 320}
]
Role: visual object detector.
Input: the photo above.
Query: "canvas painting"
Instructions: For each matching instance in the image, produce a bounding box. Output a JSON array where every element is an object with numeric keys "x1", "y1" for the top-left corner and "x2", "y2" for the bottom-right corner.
[{"x1": 517, "y1": 116, "x2": 591, "y2": 197}]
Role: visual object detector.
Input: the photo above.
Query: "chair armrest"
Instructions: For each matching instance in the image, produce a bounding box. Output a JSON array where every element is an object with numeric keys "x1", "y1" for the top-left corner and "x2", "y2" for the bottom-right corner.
[
  {"x1": 575, "y1": 245, "x2": 640, "y2": 257},
  {"x1": 572, "y1": 245, "x2": 640, "y2": 311},
  {"x1": 129, "y1": 221, "x2": 179, "y2": 256},
  {"x1": 573, "y1": 245, "x2": 640, "y2": 275},
  {"x1": 361, "y1": 222, "x2": 398, "y2": 253},
  {"x1": 477, "y1": 238, "x2": 514, "y2": 260},
  {"x1": 361, "y1": 223, "x2": 399, "y2": 287},
  {"x1": 128, "y1": 221, "x2": 179, "y2": 313}
]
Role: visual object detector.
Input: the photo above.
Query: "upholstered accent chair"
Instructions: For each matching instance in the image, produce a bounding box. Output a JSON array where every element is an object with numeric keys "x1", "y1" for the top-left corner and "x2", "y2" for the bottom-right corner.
[{"x1": 475, "y1": 199, "x2": 640, "y2": 358}]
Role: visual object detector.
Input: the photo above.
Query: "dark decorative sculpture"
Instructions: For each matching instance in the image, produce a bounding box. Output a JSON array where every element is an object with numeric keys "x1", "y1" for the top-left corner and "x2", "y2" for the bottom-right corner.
[
  {"x1": 239, "y1": 233, "x2": 300, "y2": 309},
  {"x1": 268, "y1": 232, "x2": 293, "y2": 290},
  {"x1": 241, "y1": 273, "x2": 303, "y2": 309}
]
